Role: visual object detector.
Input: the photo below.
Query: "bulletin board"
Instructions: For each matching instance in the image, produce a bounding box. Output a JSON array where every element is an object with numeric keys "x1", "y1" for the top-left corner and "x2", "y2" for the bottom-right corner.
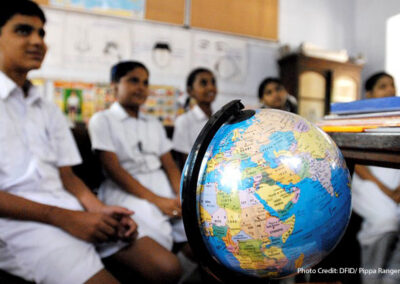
[
  {"x1": 191, "y1": 0, "x2": 278, "y2": 40},
  {"x1": 145, "y1": 0, "x2": 185, "y2": 25}
]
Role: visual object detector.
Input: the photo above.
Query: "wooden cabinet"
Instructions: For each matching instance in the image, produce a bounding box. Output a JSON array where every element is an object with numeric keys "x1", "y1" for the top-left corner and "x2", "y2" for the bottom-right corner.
[{"x1": 278, "y1": 53, "x2": 363, "y2": 122}]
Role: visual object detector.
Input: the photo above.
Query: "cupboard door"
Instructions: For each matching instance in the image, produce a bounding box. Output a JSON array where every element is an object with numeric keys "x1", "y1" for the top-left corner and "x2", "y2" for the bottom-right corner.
[{"x1": 299, "y1": 71, "x2": 326, "y2": 122}]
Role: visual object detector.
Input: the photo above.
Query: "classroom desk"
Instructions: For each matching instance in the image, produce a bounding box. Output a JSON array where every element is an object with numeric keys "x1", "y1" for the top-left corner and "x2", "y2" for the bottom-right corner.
[{"x1": 329, "y1": 132, "x2": 400, "y2": 171}]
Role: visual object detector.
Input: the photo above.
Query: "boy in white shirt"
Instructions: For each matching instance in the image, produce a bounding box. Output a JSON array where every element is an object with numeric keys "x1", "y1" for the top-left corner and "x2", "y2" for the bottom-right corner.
[{"x1": 0, "y1": 2, "x2": 180, "y2": 283}]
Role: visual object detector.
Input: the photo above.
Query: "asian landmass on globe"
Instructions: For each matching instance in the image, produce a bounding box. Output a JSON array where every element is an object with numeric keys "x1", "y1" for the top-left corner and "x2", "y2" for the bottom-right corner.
[{"x1": 196, "y1": 109, "x2": 351, "y2": 278}]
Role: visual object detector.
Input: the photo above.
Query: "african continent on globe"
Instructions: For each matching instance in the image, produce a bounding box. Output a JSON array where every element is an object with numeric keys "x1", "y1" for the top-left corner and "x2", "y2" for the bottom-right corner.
[{"x1": 195, "y1": 108, "x2": 351, "y2": 279}]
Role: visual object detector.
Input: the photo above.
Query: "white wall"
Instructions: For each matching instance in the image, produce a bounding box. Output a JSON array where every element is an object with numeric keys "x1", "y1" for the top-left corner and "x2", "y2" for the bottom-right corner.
[
  {"x1": 387, "y1": 14, "x2": 400, "y2": 94},
  {"x1": 279, "y1": 0, "x2": 354, "y2": 53},
  {"x1": 353, "y1": 0, "x2": 400, "y2": 94}
]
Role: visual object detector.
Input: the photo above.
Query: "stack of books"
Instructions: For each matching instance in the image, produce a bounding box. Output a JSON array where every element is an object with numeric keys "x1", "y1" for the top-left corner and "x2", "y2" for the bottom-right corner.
[{"x1": 316, "y1": 97, "x2": 400, "y2": 133}]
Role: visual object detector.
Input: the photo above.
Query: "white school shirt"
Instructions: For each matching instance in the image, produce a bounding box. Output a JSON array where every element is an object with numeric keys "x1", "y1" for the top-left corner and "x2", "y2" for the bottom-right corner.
[
  {"x1": 352, "y1": 166, "x2": 400, "y2": 245},
  {"x1": 172, "y1": 105, "x2": 210, "y2": 154},
  {"x1": 0, "y1": 71, "x2": 82, "y2": 207},
  {"x1": 89, "y1": 102, "x2": 172, "y2": 176}
]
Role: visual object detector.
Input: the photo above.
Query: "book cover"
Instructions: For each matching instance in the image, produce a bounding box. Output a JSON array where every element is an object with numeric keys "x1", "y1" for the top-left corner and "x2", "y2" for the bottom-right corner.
[{"x1": 330, "y1": 96, "x2": 400, "y2": 114}]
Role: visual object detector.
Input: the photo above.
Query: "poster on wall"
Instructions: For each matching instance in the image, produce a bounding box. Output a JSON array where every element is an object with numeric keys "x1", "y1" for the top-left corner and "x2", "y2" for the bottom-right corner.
[
  {"x1": 192, "y1": 31, "x2": 248, "y2": 83},
  {"x1": 52, "y1": 80, "x2": 116, "y2": 124},
  {"x1": 53, "y1": 81, "x2": 98, "y2": 123},
  {"x1": 131, "y1": 23, "x2": 191, "y2": 78},
  {"x1": 49, "y1": 0, "x2": 145, "y2": 19},
  {"x1": 92, "y1": 83, "x2": 115, "y2": 112},
  {"x1": 140, "y1": 85, "x2": 184, "y2": 126},
  {"x1": 63, "y1": 13, "x2": 131, "y2": 73}
]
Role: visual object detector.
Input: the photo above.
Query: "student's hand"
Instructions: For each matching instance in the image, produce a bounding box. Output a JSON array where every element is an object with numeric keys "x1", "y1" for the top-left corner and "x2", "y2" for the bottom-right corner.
[
  {"x1": 153, "y1": 196, "x2": 182, "y2": 218},
  {"x1": 97, "y1": 205, "x2": 133, "y2": 220},
  {"x1": 117, "y1": 215, "x2": 138, "y2": 242},
  {"x1": 97, "y1": 205, "x2": 138, "y2": 242},
  {"x1": 56, "y1": 210, "x2": 121, "y2": 243}
]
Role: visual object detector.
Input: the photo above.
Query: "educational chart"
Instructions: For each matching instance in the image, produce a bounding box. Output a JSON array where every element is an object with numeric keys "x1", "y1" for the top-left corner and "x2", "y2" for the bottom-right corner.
[
  {"x1": 192, "y1": 31, "x2": 248, "y2": 83},
  {"x1": 49, "y1": 0, "x2": 145, "y2": 18},
  {"x1": 131, "y1": 23, "x2": 191, "y2": 78},
  {"x1": 63, "y1": 13, "x2": 131, "y2": 73}
]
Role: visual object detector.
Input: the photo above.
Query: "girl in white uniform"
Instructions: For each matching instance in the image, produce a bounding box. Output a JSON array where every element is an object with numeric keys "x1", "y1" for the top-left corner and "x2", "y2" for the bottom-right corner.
[{"x1": 172, "y1": 68, "x2": 218, "y2": 162}]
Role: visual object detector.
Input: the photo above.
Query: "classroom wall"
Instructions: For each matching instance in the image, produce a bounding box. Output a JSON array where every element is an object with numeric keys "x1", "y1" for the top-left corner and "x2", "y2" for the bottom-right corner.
[
  {"x1": 31, "y1": 0, "x2": 371, "y2": 110},
  {"x1": 279, "y1": 0, "x2": 354, "y2": 53},
  {"x1": 353, "y1": 0, "x2": 400, "y2": 92}
]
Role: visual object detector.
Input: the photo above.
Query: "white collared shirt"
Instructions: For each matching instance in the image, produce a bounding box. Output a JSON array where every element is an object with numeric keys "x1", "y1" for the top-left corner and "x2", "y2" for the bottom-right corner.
[
  {"x1": 88, "y1": 102, "x2": 172, "y2": 175},
  {"x1": 352, "y1": 166, "x2": 400, "y2": 245},
  {"x1": 172, "y1": 105, "x2": 210, "y2": 154},
  {"x1": 0, "y1": 71, "x2": 81, "y2": 200}
]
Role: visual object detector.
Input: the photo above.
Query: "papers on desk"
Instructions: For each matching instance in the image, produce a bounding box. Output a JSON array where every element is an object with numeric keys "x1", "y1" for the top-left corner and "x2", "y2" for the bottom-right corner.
[
  {"x1": 317, "y1": 116, "x2": 400, "y2": 133},
  {"x1": 364, "y1": 127, "x2": 400, "y2": 133},
  {"x1": 317, "y1": 97, "x2": 400, "y2": 133},
  {"x1": 324, "y1": 110, "x2": 400, "y2": 120}
]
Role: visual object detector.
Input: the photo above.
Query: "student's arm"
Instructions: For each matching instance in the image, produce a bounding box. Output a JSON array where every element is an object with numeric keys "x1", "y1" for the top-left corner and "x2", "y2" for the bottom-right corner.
[
  {"x1": 98, "y1": 150, "x2": 181, "y2": 217},
  {"x1": 59, "y1": 166, "x2": 137, "y2": 241},
  {"x1": 0, "y1": 190, "x2": 123, "y2": 242},
  {"x1": 59, "y1": 166, "x2": 109, "y2": 212},
  {"x1": 160, "y1": 152, "x2": 181, "y2": 196},
  {"x1": 355, "y1": 165, "x2": 400, "y2": 203}
]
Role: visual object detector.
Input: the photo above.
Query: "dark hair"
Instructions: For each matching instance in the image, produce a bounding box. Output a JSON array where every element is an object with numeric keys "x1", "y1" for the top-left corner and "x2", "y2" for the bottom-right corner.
[
  {"x1": 110, "y1": 61, "x2": 149, "y2": 83},
  {"x1": 186, "y1": 67, "x2": 214, "y2": 90},
  {"x1": 0, "y1": 0, "x2": 46, "y2": 30},
  {"x1": 258, "y1": 77, "x2": 283, "y2": 100},
  {"x1": 365, "y1": 71, "x2": 393, "y2": 91}
]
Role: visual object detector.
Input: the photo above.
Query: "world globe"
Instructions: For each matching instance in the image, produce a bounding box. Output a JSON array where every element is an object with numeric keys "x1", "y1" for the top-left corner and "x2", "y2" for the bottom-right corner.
[{"x1": 181, "y1": 100, "x2": 351, "y2": 282}]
